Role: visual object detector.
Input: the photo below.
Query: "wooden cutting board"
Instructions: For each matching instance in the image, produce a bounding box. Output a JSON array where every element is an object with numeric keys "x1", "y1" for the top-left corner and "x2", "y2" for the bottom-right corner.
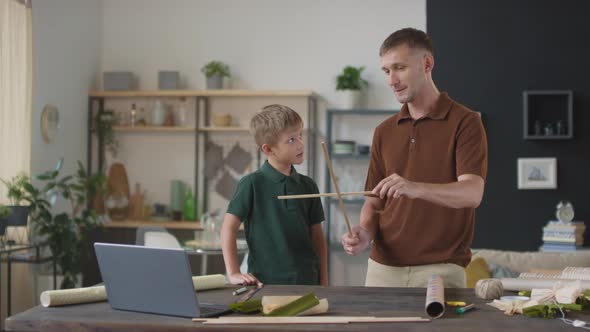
[{"x1": 107, "y1": 163, "x2": 130, "y2": 220}]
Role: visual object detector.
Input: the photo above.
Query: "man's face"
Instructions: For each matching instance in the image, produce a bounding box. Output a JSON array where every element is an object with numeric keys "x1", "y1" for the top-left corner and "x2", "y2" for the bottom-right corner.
[{"x1": 380, "y1": 44, "x2": 430, "y2": 104}]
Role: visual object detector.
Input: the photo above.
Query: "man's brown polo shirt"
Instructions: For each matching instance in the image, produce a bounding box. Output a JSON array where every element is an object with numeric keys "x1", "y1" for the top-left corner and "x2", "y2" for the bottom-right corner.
[{"x1": 365, "y1": 92, "x2": 488, "y2": 267}]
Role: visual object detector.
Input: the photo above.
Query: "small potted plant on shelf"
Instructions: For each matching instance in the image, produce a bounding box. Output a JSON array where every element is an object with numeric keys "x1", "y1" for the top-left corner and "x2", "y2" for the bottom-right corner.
[
  {"x1": 335, "y1": 65, "x2": 368, "y2": 109},
  {"x1": 201, "y1": 61, "x2": 231, "y2": 89},
  {"x1": 1, "y1": 159, "x2": 106, "y2": 288},
  {"x1": 95, "y1": 110, "x2": 118, "y2": 161}
]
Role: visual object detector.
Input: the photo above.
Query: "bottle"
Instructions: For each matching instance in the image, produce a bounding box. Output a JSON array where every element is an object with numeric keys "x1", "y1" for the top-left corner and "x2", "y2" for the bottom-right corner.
[
  {"x1": 137, "y1": 107, "x2": 147, "y2": 126},
  {"x1": 176, "y1": 101, "x2": 187, "y2": 127},
  {"x1": 130, "y1": 103, "x2": 138, "y2": 127},
  {"x1": 183, "y1": 188, "x2": 196, "y2": 221},
  {"x1": 152, "y1": 100, "x2": 165, "y2": 126}
]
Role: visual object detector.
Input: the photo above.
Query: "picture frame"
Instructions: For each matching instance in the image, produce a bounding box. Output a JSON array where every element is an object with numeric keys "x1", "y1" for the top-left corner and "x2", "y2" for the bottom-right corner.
[{"x1": 517, "y1": 157, "x2": 557, "y2": 189}]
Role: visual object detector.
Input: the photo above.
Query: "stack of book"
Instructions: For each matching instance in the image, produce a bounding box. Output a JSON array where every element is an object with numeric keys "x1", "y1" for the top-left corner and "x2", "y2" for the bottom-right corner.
[{"x1": 541, "y1": 221, "x2": 586, "y2": 252}]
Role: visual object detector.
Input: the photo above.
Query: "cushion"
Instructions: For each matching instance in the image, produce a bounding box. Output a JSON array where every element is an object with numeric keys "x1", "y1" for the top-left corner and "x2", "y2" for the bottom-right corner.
[
  {"x1": 465, "y1": 256, "x2": 491, "y2": 288},
  {"x1": 471, "y1": 249, "x2": 590, "y2": 273}
]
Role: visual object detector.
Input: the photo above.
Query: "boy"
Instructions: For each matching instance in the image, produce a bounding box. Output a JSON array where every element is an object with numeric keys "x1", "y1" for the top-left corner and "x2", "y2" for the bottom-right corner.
[{"x1": 221, "y1": 104, "x2": 328, "y2": 286}]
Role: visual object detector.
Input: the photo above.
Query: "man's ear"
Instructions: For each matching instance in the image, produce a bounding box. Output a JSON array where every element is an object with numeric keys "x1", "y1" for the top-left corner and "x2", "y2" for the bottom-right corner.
[
  {"x1": 423, "y1": 53, "x2": 434, "y2": 74},
  {"x1": 261, "y1": 143, "x2": 272, "y2": 155}
]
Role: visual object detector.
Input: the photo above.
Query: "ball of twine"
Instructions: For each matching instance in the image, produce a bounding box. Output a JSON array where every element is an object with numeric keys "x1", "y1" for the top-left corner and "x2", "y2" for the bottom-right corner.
[{"x1": 475, "y1": 278, "x2": 503, "y2": 300}]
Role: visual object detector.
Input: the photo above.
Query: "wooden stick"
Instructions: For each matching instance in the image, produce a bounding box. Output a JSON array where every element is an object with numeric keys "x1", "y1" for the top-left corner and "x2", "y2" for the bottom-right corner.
[
  {"x1": 278, "y1": 191, "x2": 374, "y2": 200},
  {"x1": 195, "y1": 316, "x2": 430, "y2": 324},
  {"x1": 321, "y1": 142, "x2": 352, "y2": 236}
]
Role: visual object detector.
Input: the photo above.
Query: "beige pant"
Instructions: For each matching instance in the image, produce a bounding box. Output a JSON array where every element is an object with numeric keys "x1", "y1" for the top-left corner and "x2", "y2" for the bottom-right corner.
[{"x1": 365, "y1": 258, "x2": 466, "y2": 288}]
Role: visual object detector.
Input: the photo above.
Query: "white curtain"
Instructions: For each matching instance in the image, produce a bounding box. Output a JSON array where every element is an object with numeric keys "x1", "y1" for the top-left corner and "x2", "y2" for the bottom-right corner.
[{"x1": 0, "y1": 0, "x2": 32, "y2": 203}]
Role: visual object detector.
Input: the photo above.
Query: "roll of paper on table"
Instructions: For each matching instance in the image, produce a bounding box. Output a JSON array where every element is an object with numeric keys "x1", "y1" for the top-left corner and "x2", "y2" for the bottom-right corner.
[
  {"x1": 457, "y1": 303, "x2": 475, "y2": 314},
  {"x1": 233, "y1": 287, "x2": 248, "y2": 296},
  {"x1": 425, "y1": 274, "x2": 445, "y2": 319}
]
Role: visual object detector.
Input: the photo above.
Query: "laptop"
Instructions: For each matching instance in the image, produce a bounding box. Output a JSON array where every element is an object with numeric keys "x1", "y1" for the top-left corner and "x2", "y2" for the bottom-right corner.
[{"x1": 94, "y1": 242, "x2": 232, "y2": 318}]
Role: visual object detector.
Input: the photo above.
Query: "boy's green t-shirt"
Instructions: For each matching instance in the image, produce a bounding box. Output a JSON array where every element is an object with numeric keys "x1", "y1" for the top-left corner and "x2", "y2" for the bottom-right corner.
[{"x1": 227, "y1": 161, "x2": 324, "y2": 285}]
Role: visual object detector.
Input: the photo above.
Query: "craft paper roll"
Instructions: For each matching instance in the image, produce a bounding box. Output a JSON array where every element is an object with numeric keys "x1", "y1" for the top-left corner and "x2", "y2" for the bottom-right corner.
[
  {"x1": 41, "y1": 274, "x2": 226, "y2": 307},
  {"x1": 192, "y1": 274, "x2": 226, "y2": 290},
  {"x1": 40, "y1": 286, "x2": 107, "y2": 308},
  {"x1": 501, "y1": 278, "x2": 590, "y2": 291},
  {"x1": 262, "y1": 296, "x2": 329, "y2": 316},
  {"x1": 425, "y1": 274, "x2": 445, "y2": 319}
]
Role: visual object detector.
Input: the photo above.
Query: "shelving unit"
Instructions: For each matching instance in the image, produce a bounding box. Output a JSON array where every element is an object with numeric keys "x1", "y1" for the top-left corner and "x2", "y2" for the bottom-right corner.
[
  {"x1": 87, "y1": 90, "x2": 318, "y2": 226},
  {"x1": 324, "y1": 109, "x2": 398, "y2": 267},
  {"x1": 523, "y1": 90, "x2": 573, "y2": 140}
]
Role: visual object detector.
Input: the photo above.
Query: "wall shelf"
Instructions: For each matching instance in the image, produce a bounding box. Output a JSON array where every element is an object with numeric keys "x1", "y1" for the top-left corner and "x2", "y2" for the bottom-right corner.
[
  {"x1": 523, "y1": 90, "x2": 573, "y2": 139},
  {"x1": 88, "y1": 90, "x2": 319, "y2": 222},
  {"x1": 324, "y1": 108, "x2": 398, "y2": 266},
  {"x1": 113, "y1": 126, "x2": 196, "y2": 132},
  {"x1": 89, "y1": 89, "x2": 316, "y2": 98},
  {"x1": 103, "y1": 220, "x2": 203, "y2": 230}
]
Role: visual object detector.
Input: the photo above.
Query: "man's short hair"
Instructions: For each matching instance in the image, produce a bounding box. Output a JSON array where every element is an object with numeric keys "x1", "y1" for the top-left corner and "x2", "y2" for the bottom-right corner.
[
  {"x1": 379, "y1": 27, "x2": 433, "y2": 56},
  {"x1": 250, "y1": 104, "x2": 303, "y2": 147}
]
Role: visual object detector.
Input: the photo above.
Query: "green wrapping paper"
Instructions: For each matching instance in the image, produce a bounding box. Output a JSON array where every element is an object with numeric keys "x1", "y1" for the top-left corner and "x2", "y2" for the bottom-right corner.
[
  {"x1": 265, "y1": 293, "x2": 320, "y2": 317},
  {"x1": 229, "y1": 299, "x2": 263, "y2": 314}
]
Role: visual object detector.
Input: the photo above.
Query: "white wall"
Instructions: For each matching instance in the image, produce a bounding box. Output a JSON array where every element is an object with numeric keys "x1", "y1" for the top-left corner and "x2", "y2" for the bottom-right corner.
[
  {"x1": 31, "y1": 0, "x2": 100, "y2": 183},
  {"x1": 100, "y1": 0, "x2": 425, "y2": 109}
]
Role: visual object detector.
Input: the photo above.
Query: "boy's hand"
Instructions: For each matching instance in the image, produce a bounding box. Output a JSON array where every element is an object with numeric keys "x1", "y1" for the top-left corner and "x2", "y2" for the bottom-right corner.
[
  {"x1": 341, "y1": 225, "x2": 371, "y2": 256},
  {"x1": 228, "y1": 272, "x2": 262, "y2": 286}
]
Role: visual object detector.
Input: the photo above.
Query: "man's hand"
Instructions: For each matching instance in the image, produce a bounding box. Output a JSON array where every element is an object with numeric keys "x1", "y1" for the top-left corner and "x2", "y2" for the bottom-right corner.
[
  {"x1": 228, "y1": 272, "x2": 262, "y2": 286},
  {"x1": 341, "y1": 224, "x2": 372, "y2": 256},
  {"x1": 373, "y1": 173, "x2": 421, "y2": 199}
]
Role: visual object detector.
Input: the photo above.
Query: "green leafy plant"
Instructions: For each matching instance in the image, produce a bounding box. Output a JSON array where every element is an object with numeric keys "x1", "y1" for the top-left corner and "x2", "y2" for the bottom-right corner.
[
  {"x1": 201, "y1": 61, "x2": 231, "y2": 78},
  {"x1": 2, "y1": 173, "x2": 36, "y2": 206},
  {"x1": 1, "y1": 160, "x2": 106, "y2": 289},
  {"x1": 95, "y1": 110, "x2": 118, "y2": 159},
  {"x1": 0, "y1": 204, "x2": 11, "y2": 219},
  {"x1": 336, "y1": 66, "x2": 368, "y2": 91}
]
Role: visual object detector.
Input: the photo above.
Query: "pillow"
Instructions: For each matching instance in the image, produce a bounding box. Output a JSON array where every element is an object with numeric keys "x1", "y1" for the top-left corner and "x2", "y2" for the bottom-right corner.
[{"x1": 465, "y1": 256, "x2": 491, "y2": 288}]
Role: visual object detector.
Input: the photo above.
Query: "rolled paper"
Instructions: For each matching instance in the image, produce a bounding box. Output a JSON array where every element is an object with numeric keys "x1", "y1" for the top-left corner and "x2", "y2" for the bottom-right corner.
[
  {"x1": 40, "y1": 274, "x2": 226, "y2": 307},
  {"x1": 501, "y1": 278, "x2": 590, "y2": 291},
  {"x1": 192, "y1": 274, "x2": 226, "y2": 290},
  {"x1": 425, "y1": 274, "x2": 445, "y2": 319},
  {"x1": 40, "y1": 286, "x2": 107, "y2": 308}
]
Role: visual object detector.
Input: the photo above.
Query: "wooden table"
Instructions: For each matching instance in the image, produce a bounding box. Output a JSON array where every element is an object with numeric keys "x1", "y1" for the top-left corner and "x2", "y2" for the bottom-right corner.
[{"x1": 5, "y1": 285, "x2": 589, "y2": 331}]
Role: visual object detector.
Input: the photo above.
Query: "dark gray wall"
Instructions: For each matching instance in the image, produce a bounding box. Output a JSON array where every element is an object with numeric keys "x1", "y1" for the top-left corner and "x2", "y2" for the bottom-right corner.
[{"x1": 427, "y1": 0, "x2": 590, "y2": 250}]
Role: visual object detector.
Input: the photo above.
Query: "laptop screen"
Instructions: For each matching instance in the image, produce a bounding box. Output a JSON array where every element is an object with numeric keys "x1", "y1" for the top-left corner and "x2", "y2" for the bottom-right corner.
[{"x1": 94, "y1": 242, "x2": 202, "y2": 317}]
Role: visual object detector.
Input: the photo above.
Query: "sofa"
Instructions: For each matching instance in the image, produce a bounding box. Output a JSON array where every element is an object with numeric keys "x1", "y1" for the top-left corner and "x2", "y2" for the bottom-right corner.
[
  {"x1": 465, "y1": 248, "x2": 590, "y2": 287},
  {"x1": 471, "y1": 249, "x2": 590, "y2": 273}
]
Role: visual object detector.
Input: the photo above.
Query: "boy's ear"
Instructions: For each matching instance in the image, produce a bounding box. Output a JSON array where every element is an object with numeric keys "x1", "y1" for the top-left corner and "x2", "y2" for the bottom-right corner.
[{"x1": 260, "y1": 143, "x2": 272, "y2": 155}]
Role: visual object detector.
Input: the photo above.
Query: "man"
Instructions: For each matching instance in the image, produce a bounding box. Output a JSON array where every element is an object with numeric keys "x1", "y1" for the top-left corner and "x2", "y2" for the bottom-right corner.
[{"x1": 341, "y1": 28, "x2": 488, "y2": 288}]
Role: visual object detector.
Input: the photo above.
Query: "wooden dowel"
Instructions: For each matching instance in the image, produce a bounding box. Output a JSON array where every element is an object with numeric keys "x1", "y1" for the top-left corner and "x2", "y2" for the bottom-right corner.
[
  {"x1": 321, "y1": 142, "x2": 352, "y2": 236},
  {"x1": 278, "y1": 191, "x2": 374, "y2": 200}
]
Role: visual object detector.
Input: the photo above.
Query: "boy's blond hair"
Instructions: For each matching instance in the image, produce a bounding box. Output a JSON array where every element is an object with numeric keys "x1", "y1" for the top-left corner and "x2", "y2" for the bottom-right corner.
[{"x1": 250, "y1": 104, "x2": 303, "y2": 147}]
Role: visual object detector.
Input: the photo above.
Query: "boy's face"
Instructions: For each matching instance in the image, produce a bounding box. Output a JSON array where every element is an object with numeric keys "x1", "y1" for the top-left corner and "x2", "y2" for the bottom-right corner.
[{"x1": 266, "y1": 124, "x2": 305, "y2": 166}]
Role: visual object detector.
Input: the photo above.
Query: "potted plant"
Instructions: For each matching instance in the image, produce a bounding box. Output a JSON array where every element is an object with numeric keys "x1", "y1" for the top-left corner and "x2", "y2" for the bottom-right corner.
[
  {"x1": 1, "y1": 160, "x2": 106, "y2": 289},
  {"x1": 0, "y1": 203, "x2": 12, "y2": 241},
  {"x1": 335, "y1": 65, "x2": 368, "y2": 109},
  {"x1": 201, "y1": 61, "x2": 231, "y2": 89},
  {"x1": 96, "y1": 110, "x2": 118, "y2": 161},
  {"x1": 1, "y1": 173, "x2": 34, "y2": 228}
]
